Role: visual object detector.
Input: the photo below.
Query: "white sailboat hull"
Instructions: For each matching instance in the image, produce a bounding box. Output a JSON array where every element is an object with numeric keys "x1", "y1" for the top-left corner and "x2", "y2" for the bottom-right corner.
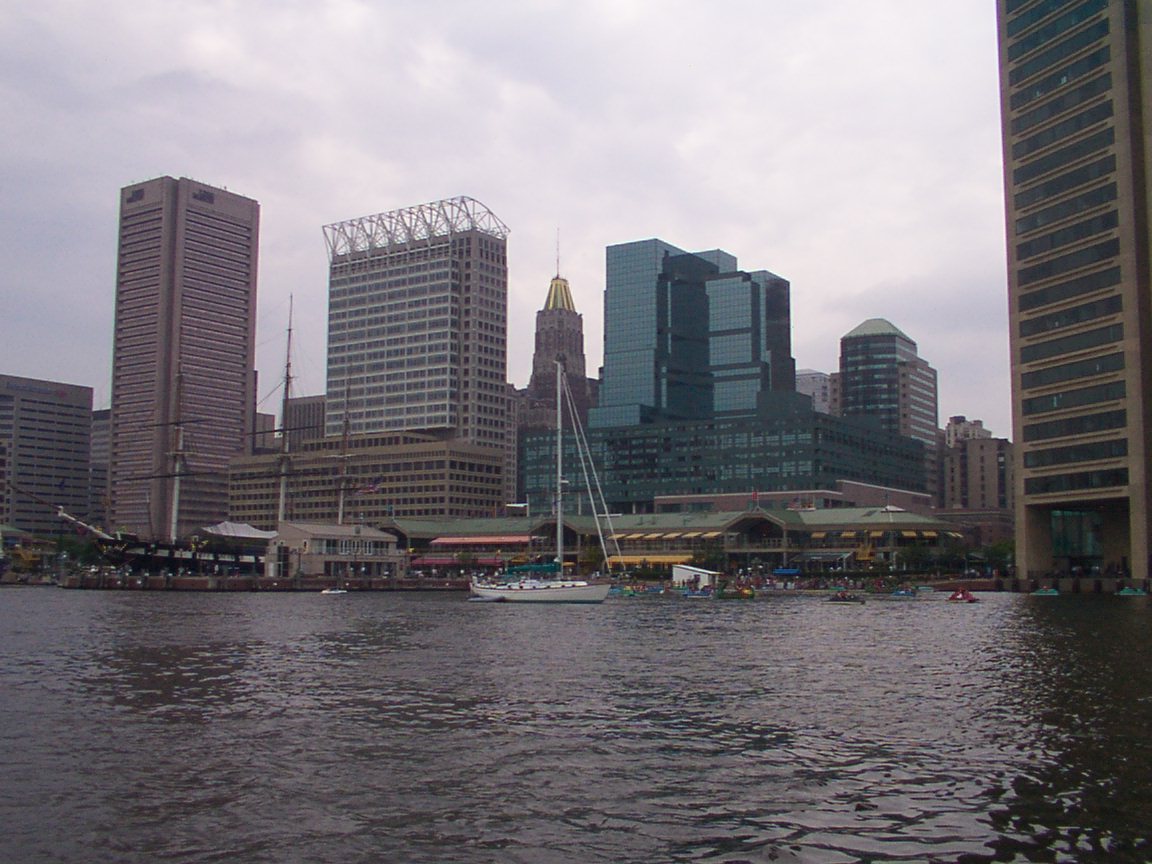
[{"x1": 470, "y1": 579, "x2": 610, "y2": 604}]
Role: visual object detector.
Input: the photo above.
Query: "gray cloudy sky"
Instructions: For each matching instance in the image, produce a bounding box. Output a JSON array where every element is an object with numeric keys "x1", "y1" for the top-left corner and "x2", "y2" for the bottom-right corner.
[{"x1": 1, "y1": 1, "x2": 1012, "y2": 437}]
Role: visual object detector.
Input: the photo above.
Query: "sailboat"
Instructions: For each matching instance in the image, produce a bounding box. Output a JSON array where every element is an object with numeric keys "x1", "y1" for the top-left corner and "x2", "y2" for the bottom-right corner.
[{"x1": 470, "y1": 362, "x2": 611, "y2": 604}]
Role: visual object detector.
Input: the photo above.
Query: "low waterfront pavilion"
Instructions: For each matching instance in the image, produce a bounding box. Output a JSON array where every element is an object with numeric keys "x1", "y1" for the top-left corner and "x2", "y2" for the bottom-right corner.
[{"x1": 378, "y1": 506, "x2": 960, "y2": 575}]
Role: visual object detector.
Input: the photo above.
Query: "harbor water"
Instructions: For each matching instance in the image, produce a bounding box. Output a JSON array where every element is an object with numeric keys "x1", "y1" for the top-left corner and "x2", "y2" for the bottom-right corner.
[{"x1": 2, "y1": 588, "x2": 1152, "y2": 863}]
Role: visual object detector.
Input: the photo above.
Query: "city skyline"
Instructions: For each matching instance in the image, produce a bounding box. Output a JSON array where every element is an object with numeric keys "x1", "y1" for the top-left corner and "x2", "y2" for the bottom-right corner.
[{"x1": 2, "y1": 3, "x2": 1010, "y2": 435}]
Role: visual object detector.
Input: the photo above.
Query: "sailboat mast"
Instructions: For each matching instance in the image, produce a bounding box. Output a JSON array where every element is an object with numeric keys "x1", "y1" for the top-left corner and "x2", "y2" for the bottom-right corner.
[
  {"x1": 556, "y1": 359, "x2": 563, "y2": 570},
  {"x1": 277, "y1": 297, "x2": 294, "y2": 524}
]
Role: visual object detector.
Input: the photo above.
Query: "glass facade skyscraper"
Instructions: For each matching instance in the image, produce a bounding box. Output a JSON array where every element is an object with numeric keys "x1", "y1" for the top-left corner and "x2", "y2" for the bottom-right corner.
[
  {"x1": 591, "y1": 239, "x2": 791, "y2": 428},
  {"x1": 997, "y1": 1, "x2": 1151, "y2": 581}
]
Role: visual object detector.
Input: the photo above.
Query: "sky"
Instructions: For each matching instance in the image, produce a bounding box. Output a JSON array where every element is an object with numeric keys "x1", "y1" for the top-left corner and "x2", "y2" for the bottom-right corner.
[{"x1": 1, "y1": 1, "x2": 1013, "y2": 437}]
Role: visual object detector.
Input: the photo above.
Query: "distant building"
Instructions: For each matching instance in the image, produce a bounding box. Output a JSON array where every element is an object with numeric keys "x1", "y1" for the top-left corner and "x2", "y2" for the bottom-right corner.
[
  {"x1": 944, "y1": 415, "x2": 993, "y2": 448},
  {"x1": 0, "y1": 374, "x2": 93, "y2": 536},
  {"x1": 228, "y1": 430, "x2": 505, "y2": 530},
  {"x1": 830, "y1": 318, "x2": 939, "y2": 503},
  {"x1": 521, "y1": 274, "x2": 596, "y2": 429},
  {"x1": 591, "y1": 239, "x2": 794, "y2": 428},
  {"x1": 997, "y1": 2, "x2": 1150, "y2": 581},
  {"x1": 321, "y1": 196, "x2": 511, "y2": 506},
  {"x1": 109, "y1": 176, "x2": 259, "y2": 541},
  {"x1": 795, "y1": 369, "x2": 831, "y2": 413},
  {"x1": 525, "y1": 240, "x2": 924, "y2": 514},
  {"x1": 944, "y1": 437, "x2": 1013, "y2": 512},
  {"x1": 321, "y1": 197, "x2": 509, "y2": 449},
  {"x1": 253, "y1": 412, "x2": 277, "y2": 454},
  {"x1": 283, "y1": 395, "x2": 326, "y2": 453}
]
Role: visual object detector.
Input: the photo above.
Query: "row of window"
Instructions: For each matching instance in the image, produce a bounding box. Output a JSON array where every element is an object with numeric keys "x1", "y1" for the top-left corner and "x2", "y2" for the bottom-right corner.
[
  {"x1": 1018, "y1": 237, "x2": 1119, "y2": 288},
  {"x1": 1015, "y1": 127, "x2": 1113, "y2": 186},
  {"x1": 1016, "y1": 209, "x2": 1118, "y2": 261},
  {"x1": 1016, "y1": 182, "x2": 1116, "y2": 236},
  {"x1": 1020, "y1": 322, "x2": 1122, "y2": 363},
  {"x1": 1021, "y1": 380, "x2": 1124, "y2": 415},
  {"x1": 1022, "y1": 408, "x2": 1125, "y2": 442},
  {"x1": 1024, "y1": 467, "x2": 1127, "y2": 495},
  {"x1": 1009, "y1": 18, "x2": 1109, "y2": 87},
  {"x1": 1024, "y1": 437, "x2": 1126, "y2": 468},
  {"x1": 1019, "y1": 294, "x2": 1121, "y2": 338}
]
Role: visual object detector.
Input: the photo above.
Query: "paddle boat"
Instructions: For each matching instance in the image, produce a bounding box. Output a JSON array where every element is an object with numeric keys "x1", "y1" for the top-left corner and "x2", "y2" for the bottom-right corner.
[{"x1": 947, "y1": 588, "x2": 979, "y2": 603}]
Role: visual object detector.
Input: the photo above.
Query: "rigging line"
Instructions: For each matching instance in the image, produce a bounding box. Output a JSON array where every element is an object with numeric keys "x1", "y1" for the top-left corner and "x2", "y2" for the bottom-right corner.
[{"x1": 561, "y1": 372, "x2": 621, "y2": 566}]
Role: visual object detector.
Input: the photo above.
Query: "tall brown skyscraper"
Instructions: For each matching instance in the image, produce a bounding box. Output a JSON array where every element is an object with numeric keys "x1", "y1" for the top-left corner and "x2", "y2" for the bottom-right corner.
[
  {"x1": 109, "y1": 177, "x2": 259, "y2": 541},
  {"x1": 996, "y1": 2, "x2": 1151, "y2": 582}
]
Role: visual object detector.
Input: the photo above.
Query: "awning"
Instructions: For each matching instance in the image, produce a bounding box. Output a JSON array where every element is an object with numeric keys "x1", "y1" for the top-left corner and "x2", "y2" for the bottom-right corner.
[
  {"x1": 681, "y1": 532, "x2": 702, "y2": 538},
  {"x1": 700, "y1": 531, "x2": 722, "y2": 538},
  {"x1": 922, "y1": 531, "x2": 938, "y2": 538},
  {"x1": 608, "y1": 554, "x2": 693, "y2": 565},
  {"x1": 901, "y1": 531, "x2": 918, "y2": 538},
  {"x1": 869, "y1": 531, "x2": 884, "y2": 538},
  {"x1": 811, "y1": 531, "x2": 826, "y2": 539},
  {"x1": 430, "y1": 535, "x2": 532, "y2": 545}
]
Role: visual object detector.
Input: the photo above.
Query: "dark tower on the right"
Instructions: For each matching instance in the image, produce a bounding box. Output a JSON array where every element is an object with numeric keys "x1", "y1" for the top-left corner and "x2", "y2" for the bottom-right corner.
[{"x1": 996, "y1": 1, "x2": 1151, "y2": 584}]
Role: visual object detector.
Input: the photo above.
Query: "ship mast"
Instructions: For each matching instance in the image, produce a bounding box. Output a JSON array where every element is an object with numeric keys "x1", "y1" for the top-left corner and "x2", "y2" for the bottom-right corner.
[{"x1": 277, "y1": 297, "x2": 294, "y2": 525}]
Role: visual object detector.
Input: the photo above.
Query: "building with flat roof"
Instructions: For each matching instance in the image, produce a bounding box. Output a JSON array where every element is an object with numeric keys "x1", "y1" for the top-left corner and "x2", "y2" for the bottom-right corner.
[
  {"x1": 228, "y1": 429, "x2": 505, "y2": 530},
  {"x1": 0, "y1": 374, "x2": 93, "y2": 536},
  {"x1": 108, "y1": 176, "x2": 259, "y2": 541},
  {"x1": 997, "y1": 1, "x2": 1151, "y2": 581}
]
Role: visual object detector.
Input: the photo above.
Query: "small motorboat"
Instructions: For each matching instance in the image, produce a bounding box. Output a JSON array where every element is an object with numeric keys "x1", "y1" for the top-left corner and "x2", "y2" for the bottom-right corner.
[
  {"x1": 828, "y1": 590, "x2": 865, "y2": 604},
  {"x1": 1117, "y1": 586, "x2": 1147, "y2": 596},
  {"x1": 947, "y1": 589, "x2": 979, "y2": 603},
  {"x1": 1031, "y1": 587, "x2": 1059, "y2": 596}
]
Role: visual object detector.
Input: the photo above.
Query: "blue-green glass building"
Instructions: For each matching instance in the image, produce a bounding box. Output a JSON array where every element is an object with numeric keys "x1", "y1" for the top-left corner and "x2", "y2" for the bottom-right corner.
[{"x1": 521, "y1": 238, "x2": 927, "y2": 514}]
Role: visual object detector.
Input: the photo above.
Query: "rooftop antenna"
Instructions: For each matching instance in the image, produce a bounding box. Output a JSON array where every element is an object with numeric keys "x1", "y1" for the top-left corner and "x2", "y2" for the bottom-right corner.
[{"x1": 555, "y1": 227, "x2": 560, "y2": 277}]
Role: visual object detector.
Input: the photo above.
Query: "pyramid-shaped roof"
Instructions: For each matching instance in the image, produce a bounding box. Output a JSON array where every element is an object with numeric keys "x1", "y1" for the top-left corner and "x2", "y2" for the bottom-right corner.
[{"x1": 843, "y1": 318, "x2": 911, "y2": 341}]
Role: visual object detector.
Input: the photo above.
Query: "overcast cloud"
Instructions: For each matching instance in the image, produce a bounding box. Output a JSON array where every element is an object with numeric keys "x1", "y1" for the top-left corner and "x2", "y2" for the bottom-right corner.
[{"x1": 1, "y1": 1, "x2": 1011, "y2": 436}]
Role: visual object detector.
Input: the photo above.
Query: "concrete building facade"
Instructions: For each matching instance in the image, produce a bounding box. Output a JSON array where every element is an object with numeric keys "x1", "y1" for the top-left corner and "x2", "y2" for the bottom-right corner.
[
  {"x1": 0, "y1": 374, "x2": 93, "y2": 536},
  {"x1": 997, "y1": 1, "x2": 1151, "y2": 581},
  {"x1": 108, "y1": 176, "x2": 259, "y2": 541}
]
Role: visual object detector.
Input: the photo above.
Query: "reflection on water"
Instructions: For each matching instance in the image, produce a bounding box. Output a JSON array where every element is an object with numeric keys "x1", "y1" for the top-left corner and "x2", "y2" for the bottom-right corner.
[{"x1": 2, "y1": 589, "x2": 1152, "y2": 862}]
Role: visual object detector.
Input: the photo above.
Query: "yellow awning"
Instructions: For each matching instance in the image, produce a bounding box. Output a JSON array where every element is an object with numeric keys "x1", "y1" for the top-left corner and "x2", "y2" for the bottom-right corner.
[
  {"x1": 700, "y1": 531, "x2": 722, "y2": 538},
  {"x1": 901, "y1": 531, "x2": 917, "y2": 538},
  {"x1": 608, "y1": 554, "x2": 693, "y2": 564},
  {"x1": 811, "y1": 531, "x2": 826, "y2": 539},
  {"x1": 869, "y1": 531, "x2": 884, "y2": 538},
  {"x1": 922, "y1": 530, "x2": 938, "y2": 538},
  {"x1": 681, "y1": 532, "x2": 701, "y2": 538}
]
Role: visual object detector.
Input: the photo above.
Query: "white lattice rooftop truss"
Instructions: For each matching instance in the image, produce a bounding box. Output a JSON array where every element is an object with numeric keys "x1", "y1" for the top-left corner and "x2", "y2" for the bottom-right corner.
[{"x1": 322, "y1": 196, "x2": 510, "y2": 262}]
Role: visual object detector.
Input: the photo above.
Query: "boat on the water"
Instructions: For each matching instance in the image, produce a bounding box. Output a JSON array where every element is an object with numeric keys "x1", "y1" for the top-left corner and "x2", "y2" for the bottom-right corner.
[
  {"x1": 828, "y1": 590, "x2": 865, "y2": 604},
  {"x1": 320, "y1": 586, "x2": 348, "y2": 595},
  {"x1": 1118, "y1": 586, "x2": 1148, "y2": 596},
  {"x1": 469, "y1": 574, "x2": 609, "y2": 603},
  {"x1": 470, "y1": 361, "x2": 612, "y2": 605},
  {"x1": 1031, "y1": 587, "x2": 1059, "y2": 596},
  {"x1": 948, "y1": 589, "x2": 979, "y2": 603},
  {"x1": 715, "y1": 585, "x2": 755, "y2": 600}
]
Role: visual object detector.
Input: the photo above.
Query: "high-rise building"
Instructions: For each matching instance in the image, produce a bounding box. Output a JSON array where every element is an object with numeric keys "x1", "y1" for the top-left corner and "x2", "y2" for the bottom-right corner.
[
  {"x1": 520, "y1": 238, "x2": 926, "y2": 514},
  {"x1": 830, "y1": 319, "x2": 939, "y2": 447},
  {"x1": 590, "y1": 239, "x2": 794, "y2": 429},
  {"x1": 321, "y1": 197, "x2": 509, "y2": 452},
  {"x1": 0, "y1": 375, "x2": 93, "y2": 536},
  {"x1": 109, "y1": 177, "x2": 259, "y2": 541},
  {"x1": 996, "y1": 2, "x2": 1150, "y2": 581},
  {"x1": 523, "y1": 274, "x2": 595, "y2": 426}
]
